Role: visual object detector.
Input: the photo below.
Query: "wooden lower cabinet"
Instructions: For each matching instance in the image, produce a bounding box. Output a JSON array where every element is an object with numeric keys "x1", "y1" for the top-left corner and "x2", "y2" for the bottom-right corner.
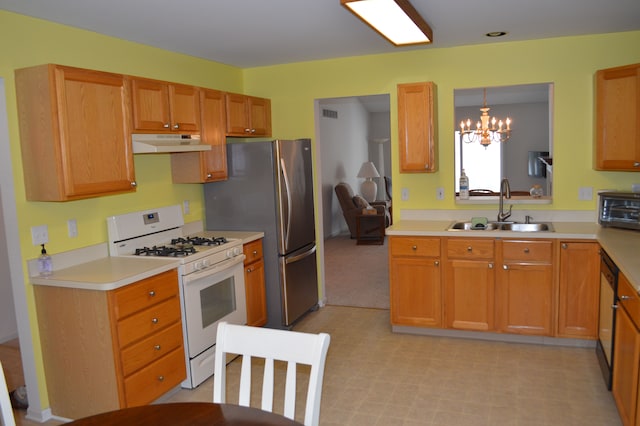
[
  {"x1": 389, "y1": 237, "x2": 441, "y2": 327},
  {"x1": 557, "y1": 241, "x2": 600, "y2": 338},
  {"x1": 613, "y1": 273, "x2": 640, "y2": 426},
  {"x1": 243, "y1": 238, "x2": 267, "y2": 327},
  {"x1": 496, "y1": 239, "x2": 554, "y2": 335},
  {"x1": 34, "y1": 269, "x2": 186, "y2": 419},
  {"x1": 443, "y1": 238, "x2": 495, "y2": 331}
]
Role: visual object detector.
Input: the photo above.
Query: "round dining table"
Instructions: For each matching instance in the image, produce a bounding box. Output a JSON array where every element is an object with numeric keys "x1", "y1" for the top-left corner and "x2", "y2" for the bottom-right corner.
[{"x1": 65, "y1": 402, "x2": 304, "y2": 426}]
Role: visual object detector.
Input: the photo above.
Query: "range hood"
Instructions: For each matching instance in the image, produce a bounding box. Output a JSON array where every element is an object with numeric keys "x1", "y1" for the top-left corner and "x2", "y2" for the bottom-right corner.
[{"x1": 131, "y1": 134, "x2": 211, "y2": 154}]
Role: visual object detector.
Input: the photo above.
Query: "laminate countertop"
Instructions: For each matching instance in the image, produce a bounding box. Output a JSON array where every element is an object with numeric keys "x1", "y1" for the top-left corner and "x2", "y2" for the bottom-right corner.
[
  {"x1": 29, "y1": 231, "x2": 265, "y2": 291},
  {"x1": 387, "y1": 220, "x2": 640, "y2": 292}
]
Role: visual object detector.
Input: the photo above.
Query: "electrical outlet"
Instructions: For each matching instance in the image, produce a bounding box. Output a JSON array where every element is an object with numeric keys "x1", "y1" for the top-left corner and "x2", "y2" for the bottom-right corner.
[
  {"x1": 183, "y1": 200, "x2": 190, "y2": 215},
  {"x1": 31, "y1": 225, "x2": 49, "y2": 245},
  {"x1": 578, "y1": 186, "x2": 593, "y2": 200},
  {"x1": 401, "y1": 188, "x2": 409, "y2": 201},
  {"x1": 436, "y1": 187, "x2": 445, "y2": 200},
  {"x1": 67, "y1": 219, "x2": 78, "y2": 238},
  {"x1": 632, "y1": 183, "x2": 640, "y2": 193}
]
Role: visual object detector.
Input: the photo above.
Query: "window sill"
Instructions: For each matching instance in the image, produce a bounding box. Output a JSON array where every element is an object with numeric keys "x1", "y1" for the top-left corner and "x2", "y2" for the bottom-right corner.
[{"x1": 456, "y1": 196, "x2": 552, "y2": 205}]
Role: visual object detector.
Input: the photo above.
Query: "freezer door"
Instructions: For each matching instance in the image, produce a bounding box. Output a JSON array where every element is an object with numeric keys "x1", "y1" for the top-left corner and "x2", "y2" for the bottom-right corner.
[
  {"x1": 274, "y1": 139, "x2": 316, "y2": 255},
  {"x1": 279, "y1": 244, "x2": 318, "y2": 326}
]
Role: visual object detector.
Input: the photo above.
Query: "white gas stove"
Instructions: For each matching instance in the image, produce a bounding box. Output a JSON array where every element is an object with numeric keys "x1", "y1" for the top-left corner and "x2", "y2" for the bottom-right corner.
[{"x1": 107, "y1": 205, "x2": 247, "y2": 388}]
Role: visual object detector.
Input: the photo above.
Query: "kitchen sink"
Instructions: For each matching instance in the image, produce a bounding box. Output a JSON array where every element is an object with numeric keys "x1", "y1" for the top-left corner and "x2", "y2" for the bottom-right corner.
[{"x1": 447, "y1": 221, "x2": 554, "y2": 232}]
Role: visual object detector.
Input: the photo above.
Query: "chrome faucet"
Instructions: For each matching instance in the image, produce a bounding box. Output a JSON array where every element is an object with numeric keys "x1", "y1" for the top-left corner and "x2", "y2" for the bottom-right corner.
[{"x1": 497, "y1": 178, "x2": 512, "y2": 222}]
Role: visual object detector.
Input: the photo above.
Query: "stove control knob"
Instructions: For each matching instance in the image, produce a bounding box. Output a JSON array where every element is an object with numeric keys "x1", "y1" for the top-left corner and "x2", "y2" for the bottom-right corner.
[
  {"x1": 226, "y1": 249, "x2": 234, "y2": 259},
  {"x1": 202, "y1": 259, "x2": 211, "y2": 268},
  {"x1": 233, "y1": 247, "x2": 242, "y2": 256},
  {"x1": 194, "y1": 261, "x2": 204, "y2": 271}
]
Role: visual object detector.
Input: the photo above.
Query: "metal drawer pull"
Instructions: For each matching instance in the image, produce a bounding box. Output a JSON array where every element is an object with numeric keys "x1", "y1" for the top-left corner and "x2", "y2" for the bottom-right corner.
[
  {"x1": 562, "y1": 243, "x2": 568, "y2": 249},
  {"x1": 524, "y1": 248, "x2": 530, "y2": 253},
  {"x1": 467, "y1": 246, "x2": 472, "y2": 252},
  {"x1": 503, "y1": 265, "x2": 508, "y2": 270},
  {"x1": 154, "y1": 344, "x2": 161, "y2": 351},
  {"x1": 488, "y1": 263, "x2": 493, "y2": 269},
  {"x1": 620, "y1": 295, "x2": 632, "y2": 300},
  {"x1": 246, "y1": 267, "x2": 252, "y2": 273},
  {"x1": 252, "y1": 250, "x2": 258, "y2": 255},
  {"x1": 434, "y1": 260, "x2": 439, "y2": 266},
  {"x1": 412, "y1": 245, "x2": 417, "y2": 250},
  {"x1": 158, "y1": 375, "x2": 165, "y2": 382},
  {"x1": 151, "y1": 318, "x2": 159, "y2": 324},
  {"x1": 149, "y1": 290, "x2": 156, "y2": 297}
]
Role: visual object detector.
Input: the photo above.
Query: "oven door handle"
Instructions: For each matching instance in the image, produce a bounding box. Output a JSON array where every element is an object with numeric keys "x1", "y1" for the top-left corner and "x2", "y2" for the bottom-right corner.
[{"x1": 182, "y1": 255, "x2": 245, "y2": 284}]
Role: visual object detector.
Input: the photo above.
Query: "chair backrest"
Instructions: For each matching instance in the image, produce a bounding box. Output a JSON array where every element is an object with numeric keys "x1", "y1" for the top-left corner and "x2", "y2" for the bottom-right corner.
[
  {"x1": 0, "y1": 361, "x2": 16, "y2": 426},
  {"x1": 213, "y1": 322, "x2": 331, "y2": 426},
  {"x1": 384, "y1": 176, "x2": 392, "y2": 200},
  {"x1": 334, "y1": 182, "x2": 356, "y2": 212}
]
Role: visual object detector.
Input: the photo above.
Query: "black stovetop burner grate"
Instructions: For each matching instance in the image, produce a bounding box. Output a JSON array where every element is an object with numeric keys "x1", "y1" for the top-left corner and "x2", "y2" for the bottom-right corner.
[
  {"x1": 134, "y1": 245, "x2": 197, "y2": 257},
  {"x1": 170, "y1": 236, "x2": 228, "y2": 246}
]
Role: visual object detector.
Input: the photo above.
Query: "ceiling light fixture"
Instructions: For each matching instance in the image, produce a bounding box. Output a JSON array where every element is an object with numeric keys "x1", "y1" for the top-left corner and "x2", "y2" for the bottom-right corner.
[
  {"x1": 460, "y1": 88, "x2": 512, "y2": 148},
  {"x1": 341, "y1": 0, "x2": 433, "y2": 46}
]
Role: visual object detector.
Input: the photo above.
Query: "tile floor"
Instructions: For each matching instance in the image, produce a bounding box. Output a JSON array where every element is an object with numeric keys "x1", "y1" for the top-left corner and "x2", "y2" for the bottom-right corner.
[{"x1": 16, "y1": 305, "x2": 622, "y2": 425}]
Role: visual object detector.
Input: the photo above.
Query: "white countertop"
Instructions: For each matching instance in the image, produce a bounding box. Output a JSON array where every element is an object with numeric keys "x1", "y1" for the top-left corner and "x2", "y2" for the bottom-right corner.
[
  {"x1": 387, "y1": 220, "x2": 640, "y2": 291},
  {"x1": 29, "y1": 231, "x2": 265, "y2": 291}
]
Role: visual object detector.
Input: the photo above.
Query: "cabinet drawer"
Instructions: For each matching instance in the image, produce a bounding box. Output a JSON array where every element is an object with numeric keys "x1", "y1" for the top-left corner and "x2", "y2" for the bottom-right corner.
[
  {"x1": 123, "y1": 347, "x2": 186, "y2": 407},
  {"x1": 116, "y1": 296, "x2": 182, "y2": 348},
  {"x1": 243, "y1": 239, "x2": 263, "y2": 265},
  {"x1": 111, "y1": 270, "x2": 179, "y2": 320},
  {"x1": 446, "y1": 239, "x2": 494, "y2": 259},
  {"x1": 390, "y1": 237, "x2": 440, "y2": 257},
  {"x1": 502, "y1": 240, "x2": 552, "y2": 263},
  {"x1": 618, "y1": 273, "x2": 640, "y2": 328},
  {"x1": 120, "y1": 322, "x2": 183, "y2": 377}
]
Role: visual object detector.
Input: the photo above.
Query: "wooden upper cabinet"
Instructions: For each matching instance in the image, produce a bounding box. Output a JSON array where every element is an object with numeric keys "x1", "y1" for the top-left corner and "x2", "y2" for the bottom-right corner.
[
  {"x1": 130, "y1": 77, "x2": 200, "y2": 133},
  {"x1": 171, "y1": 88, "x2": 228, "y2": 183},
  {"x1": 595, "y1": 63, "x2": 640, "y2": 171},
  {"x1": 397, "y1": 82, "x2": 437, "y2": 173},
  {"x1": 225, "y1": 93, "x2": 272, "y2": 137},
  {"x1": 15, "y1": 64, "x2": 136, "y2": 201}
]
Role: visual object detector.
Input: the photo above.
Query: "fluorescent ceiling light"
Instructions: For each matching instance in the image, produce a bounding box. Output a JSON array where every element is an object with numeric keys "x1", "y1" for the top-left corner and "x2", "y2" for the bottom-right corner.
[{"x1": 342, "y1": 0, "x2": 433, "y2": 45}]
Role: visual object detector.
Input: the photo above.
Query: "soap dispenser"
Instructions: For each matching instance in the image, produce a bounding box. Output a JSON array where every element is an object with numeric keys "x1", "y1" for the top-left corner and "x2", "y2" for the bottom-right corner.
[
  {"x1": 38, "y1": 244, "x2": 53, "y2": 276},
  {"x1": 459, "y1": 169, "x2": 470, "y2": 200}
]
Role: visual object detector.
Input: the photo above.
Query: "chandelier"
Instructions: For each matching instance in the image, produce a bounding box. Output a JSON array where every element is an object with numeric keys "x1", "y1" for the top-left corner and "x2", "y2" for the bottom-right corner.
[{"x1": 459, "y1": 88, "x2": 512, "y2": 148}]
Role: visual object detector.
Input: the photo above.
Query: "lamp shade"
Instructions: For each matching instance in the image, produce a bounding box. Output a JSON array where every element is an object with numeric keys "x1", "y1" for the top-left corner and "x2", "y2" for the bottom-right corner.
[{"x1": 357, "y1": 161, "x2": 380, "y2": 179}]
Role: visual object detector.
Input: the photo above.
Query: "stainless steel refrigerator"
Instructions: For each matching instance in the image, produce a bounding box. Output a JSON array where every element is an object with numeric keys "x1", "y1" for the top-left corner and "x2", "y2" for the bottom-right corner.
[{"x1": 204, "y1": 139, "x2": 318, "y2": 329}]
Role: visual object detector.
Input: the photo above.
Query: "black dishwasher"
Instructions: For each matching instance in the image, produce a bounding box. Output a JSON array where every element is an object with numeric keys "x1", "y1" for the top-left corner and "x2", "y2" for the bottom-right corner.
[{"x1": 596, "y1": 249, "x2": 619, "y2": 390}]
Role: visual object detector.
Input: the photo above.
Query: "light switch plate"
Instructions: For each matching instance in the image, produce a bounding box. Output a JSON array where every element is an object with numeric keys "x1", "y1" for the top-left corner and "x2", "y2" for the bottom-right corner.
[
  {"x1": 31, "y1": 225, "x2": 49, "y2": 245},
  {"x1": 401, "y1": 188, "x2": 409, "y2": 201},
  {"x1": 67, "y1": 219, "x2": 78, "y2": 238},
  {"x1": 578, "y1": 186, "x2": 593, "y2": 200},
  {"x1": 436, "y1": 187, "x2": 445, "y2": 200}
]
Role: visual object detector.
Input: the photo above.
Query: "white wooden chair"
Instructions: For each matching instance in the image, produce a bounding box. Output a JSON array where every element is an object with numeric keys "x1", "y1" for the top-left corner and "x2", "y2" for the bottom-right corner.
[
  {"x1": 213, "y1": 322, "x2": 330, "y2": 426},
  {"x1": 0, "y1": 361, "x2": 16, "y2": 426}
]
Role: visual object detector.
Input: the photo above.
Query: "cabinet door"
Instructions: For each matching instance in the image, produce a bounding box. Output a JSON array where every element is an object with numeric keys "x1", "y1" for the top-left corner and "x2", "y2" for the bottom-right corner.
[
  {"x1": 557, "y1": 242, "x2": 600, "y2": 338},
  {"x1": 225, "y1": 93, "x2": 251, "y2": 135},
  {"x1": 498, "y1": 263, "x2": 553, "y2": 335},
  {"x1": 15, "y1": 64, "x2": 136, "y2": 201},
  {"x1": 131, "y1": 78, "x2": 172, "y2": 131},
  {"x1": 245, "y1": 258, "x2": 267, "y2": 327},
  {"x1": 390, "y1": 257, "x2": 441, "y2": 327},
  {"x1": 248, "y1": 96, "x2": 272, "y2": 136},
  {"x1": 170, "y1": 88, "x2": 227, "y2": 183},
  {"x1": 613, "y1": 306, "x2": 640, "y2": 426},
  {"x1": 397, "y1": 82, "x2": 437, "y2": 173},
  {"x1": 595, "y1": 63, "x2": 640, "y2": 170},
  {"x1": 169, "y1": 83, "x2": 200, "y2": 132},
  {"x1": 444, "y1": 259, "x2": 495, "y2": 331}
]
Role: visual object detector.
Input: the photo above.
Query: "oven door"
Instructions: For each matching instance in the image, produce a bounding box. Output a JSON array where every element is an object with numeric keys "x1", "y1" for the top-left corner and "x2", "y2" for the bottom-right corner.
[{"x1": 182, "y1": 256, "x2": 246, "y2": 358}]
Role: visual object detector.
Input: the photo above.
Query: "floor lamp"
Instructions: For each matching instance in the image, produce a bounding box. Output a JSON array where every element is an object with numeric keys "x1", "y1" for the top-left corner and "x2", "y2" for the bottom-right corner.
[{"x1": 357, "y1": 161, "x2": 380, "y2": 202}]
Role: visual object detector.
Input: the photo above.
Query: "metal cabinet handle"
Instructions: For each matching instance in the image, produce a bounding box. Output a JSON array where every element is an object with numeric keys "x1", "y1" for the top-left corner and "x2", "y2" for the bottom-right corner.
[
  {"x1": 154, "y1": 344, "x2": 161, "y2": 351},
  {"x1": 245, "y1": 128, "x2": 252, "y2": 133},
  {"x1": 151, "y1": 318, "x2": 159, "y2": 324},
  {"x1": 163, "y1": 123, "x2": 170, "y2": 128},
  {"x1": 252, "y1": 250, "x2": 258, "y2": 255},
  {"x1": 503, "y1": 265, "x2": 508, "y2": 270},
  {"x1": 524, "y1": 248, "x2": 530, "y2": 254},
  {"x1": 412, "y1": 245, "x2": 417, "y2": 250},
  {"x1": 620, "y1": 295, "x2": 632, "y2": 300},
  {"x1": 562, "y1": 243, "x2": 568, "y2": 249},
  {"x1": 173, "y1": 124, "x2": 179, "y2": 129},
  {"x1": 634, "y1": 162, "x2": 640, "y2": 167},
  {"x1": 131, "y1": 181, "x2": 138, "y2": 188},
  {"x1": 246, "y1": 267, "x2": 253, "y2": 273},
  {"x1": 206, "y1": 173, "x2": 212, "y2": 179},
  {"x1": 467, "y1": 246, "x2": 473, "y2": 252},
  {"x1": 158, "y1": 375, "x2": 165, "y2": 382},
  {"x1": 434, "y1": 260, "x2": 439, "y2": 266},
  {"x1": 488, "y1": 263, "x2": 493, "y2": 269},
  {"x1": 149, "y1": 290, "x2": 156, "y2": 297}
]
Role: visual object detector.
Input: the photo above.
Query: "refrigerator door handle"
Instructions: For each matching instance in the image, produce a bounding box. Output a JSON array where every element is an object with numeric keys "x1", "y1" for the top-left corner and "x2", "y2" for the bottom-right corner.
[
  {"x1": 280, "y1": 157, "x2": 292, "y2": 248},
  {"x1": 284, "y1": 245, "x2": 317, "y2": 265}
]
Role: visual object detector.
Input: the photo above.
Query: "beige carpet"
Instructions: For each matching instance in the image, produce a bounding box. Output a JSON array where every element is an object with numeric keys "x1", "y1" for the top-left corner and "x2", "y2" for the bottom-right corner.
[{"x1": 323, "y1": 234, "x2": 389, "y2": 309}]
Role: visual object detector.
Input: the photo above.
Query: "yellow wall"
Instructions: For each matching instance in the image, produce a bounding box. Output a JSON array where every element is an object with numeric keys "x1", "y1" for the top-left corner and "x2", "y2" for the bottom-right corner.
[
  {"x1": 2, "y1": 9, "x2": 640, "y2": 412},
  {"x1": 245, "y1": 31, "x2": 640, "y2": 212}
]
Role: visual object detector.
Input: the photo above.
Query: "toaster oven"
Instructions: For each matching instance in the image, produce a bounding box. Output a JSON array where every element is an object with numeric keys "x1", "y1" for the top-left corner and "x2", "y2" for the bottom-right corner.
[{"x1": 598, "y1": 192, "x2": 640, "y2": 231}]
